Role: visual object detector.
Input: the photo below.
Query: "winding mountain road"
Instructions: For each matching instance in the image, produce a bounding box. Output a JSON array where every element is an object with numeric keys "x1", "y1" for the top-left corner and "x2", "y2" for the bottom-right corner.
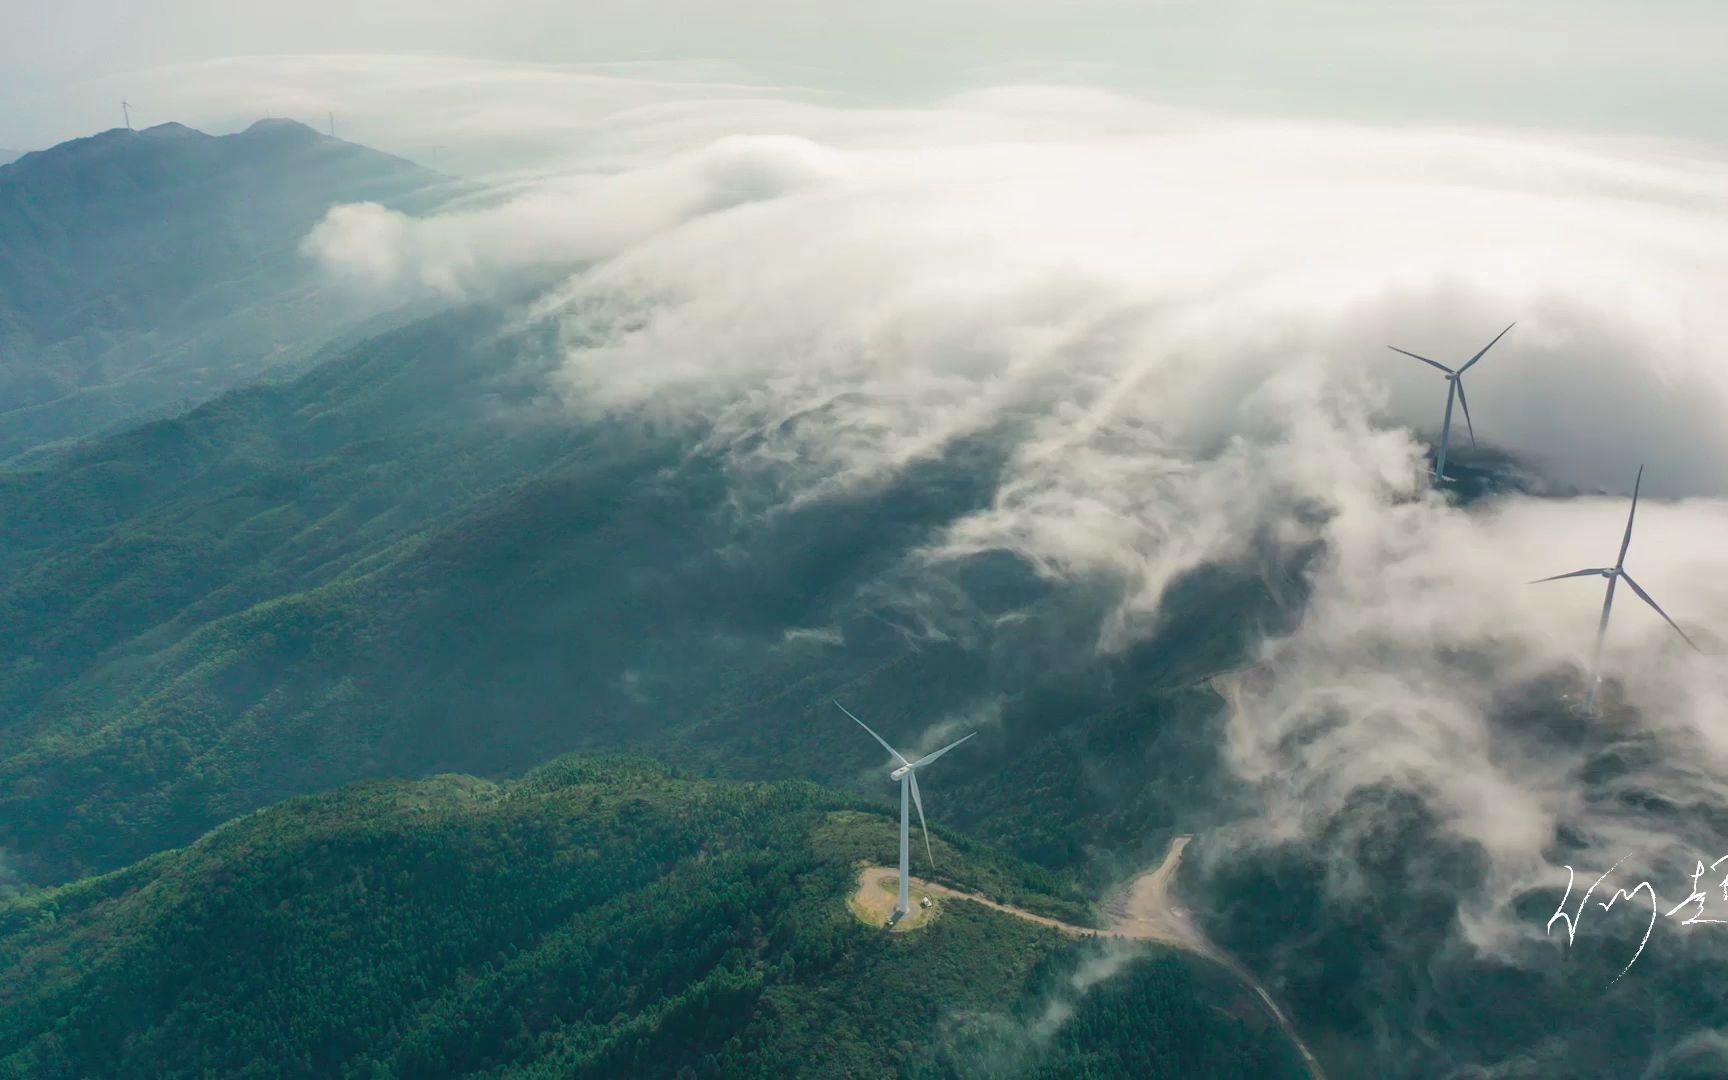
[{"x1": 854, "y1": 833, "x2": 1326, "y2": 1080}]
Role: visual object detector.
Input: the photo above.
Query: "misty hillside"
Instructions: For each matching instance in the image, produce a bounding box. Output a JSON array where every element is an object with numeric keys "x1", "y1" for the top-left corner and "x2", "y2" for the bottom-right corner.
[
  {"x1": 4, "y1": 89, "x2": 1728, "y2": 1078},
  {"x1": 0, "y1": 299, "x2": 1278, "y2": 886},
  {"x1": 2, "y1": 293, "x2": 1724, "y2": 1077},
  {"x1": 0, "y1": 757, "x2": 1300, "y2": 1079},
  {"x1": 0, "y1": 296, "x2": 1692, "y2": 1079},
  {"x1": 0, "y1": 119, "x2": 448, "y2": 460}
]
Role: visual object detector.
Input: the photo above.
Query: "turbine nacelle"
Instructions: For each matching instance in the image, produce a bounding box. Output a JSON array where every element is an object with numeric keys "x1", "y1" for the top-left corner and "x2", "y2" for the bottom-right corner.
[{"x1": 890, "y1": 763, "x2": 913, "y2": 780}]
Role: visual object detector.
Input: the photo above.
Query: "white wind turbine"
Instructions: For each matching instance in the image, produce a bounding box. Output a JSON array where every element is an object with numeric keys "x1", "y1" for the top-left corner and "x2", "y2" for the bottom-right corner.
[
  {"x1": 835, "y1": 700, "x2": 975, "y2": 922},
  {"x1": 1388, "y1": 322, "x2": 1515, "y2": 482},
  {"x1": 1531, "y1": 466, "x2": 1702, "y2": 713}
]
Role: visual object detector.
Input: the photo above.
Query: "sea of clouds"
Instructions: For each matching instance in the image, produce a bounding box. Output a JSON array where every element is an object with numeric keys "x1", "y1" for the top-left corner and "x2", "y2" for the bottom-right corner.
[{"x1": 302, "y1": 77, "x2": 1728, "y2": 962}]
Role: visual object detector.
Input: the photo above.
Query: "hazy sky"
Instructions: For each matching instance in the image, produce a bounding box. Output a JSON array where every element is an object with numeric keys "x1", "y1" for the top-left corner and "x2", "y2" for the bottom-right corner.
[{"x1": 4, "y1": 0, "x2": 1728, "y2": 157}]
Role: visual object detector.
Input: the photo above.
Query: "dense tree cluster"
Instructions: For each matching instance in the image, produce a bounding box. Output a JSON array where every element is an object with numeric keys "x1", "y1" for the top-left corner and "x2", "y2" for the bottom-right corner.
[
  {"x1": 0, "y1": 296, "x2": 1261, "y2": 894},
  {"x1": 0, "y1": 758, "x2": 1301, "y2": 1078}
]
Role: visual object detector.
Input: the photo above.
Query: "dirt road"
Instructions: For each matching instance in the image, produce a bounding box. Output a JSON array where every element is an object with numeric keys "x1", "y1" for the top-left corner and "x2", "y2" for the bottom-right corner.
[
  {"x1": 1110, "y1": 841, "x2": 1327, "y2": 1080},
  {"x1": 855, "y1": 865, "x2": 1114, "y2": 938},
  {"x1": 851, "y1": 833, "x2": 1326, "y2": 1080}
]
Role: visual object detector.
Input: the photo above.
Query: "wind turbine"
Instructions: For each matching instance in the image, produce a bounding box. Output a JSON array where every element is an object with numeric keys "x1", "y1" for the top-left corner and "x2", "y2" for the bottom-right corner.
[
  {"x1": 1388, "y1": 322, "x2": 1515, "y2": 482},
  {"x1": 835, "y1": 700, "x2": 975, "y2": 923},
  {"x1": 1531, "y1": 466, "x2": 1701, "y2": 713}
]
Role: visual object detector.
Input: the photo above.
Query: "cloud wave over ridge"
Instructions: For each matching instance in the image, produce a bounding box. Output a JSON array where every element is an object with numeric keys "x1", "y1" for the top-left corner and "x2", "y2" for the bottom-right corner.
[{"x1": 305, "y1": 84, "x2": 1728, "y2": 955}]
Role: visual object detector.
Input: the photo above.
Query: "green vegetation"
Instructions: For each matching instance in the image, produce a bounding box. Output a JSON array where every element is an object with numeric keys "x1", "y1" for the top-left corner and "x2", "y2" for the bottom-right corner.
[
  {"x1": 0, "y1": 207, "x2": 1305, "y2": 1074},
  {"x1": 8, "y1": 121, "x2": 1702, "y2": 1080},
  {"x1": 0, "y1": 118, "x2": 447, "y2": 460},
  {"x1": 0, "y1": 758, "x2": 1301, "y2": 1078},
  {"x1": 0, "y1": 297, "x2": 1275, "y2": 889}
]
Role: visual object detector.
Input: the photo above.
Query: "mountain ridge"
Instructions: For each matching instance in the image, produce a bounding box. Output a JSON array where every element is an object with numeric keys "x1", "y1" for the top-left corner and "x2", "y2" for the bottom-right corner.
[
  {"x1": 0, "y1": 118, "x2": 423, "y2": 183},
  {"x1": 0, "y1": 756, "x2": 1302, "y2": 1079},
  {"x1": 0, "y1": 115, "x2": 451, "y2": 460}
]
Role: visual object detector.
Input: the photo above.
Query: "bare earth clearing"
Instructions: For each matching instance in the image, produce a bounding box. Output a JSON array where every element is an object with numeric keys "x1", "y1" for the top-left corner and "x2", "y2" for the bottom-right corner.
[{"x1": 850, "y1": 833, "x2": 1326, "y2": 1079}]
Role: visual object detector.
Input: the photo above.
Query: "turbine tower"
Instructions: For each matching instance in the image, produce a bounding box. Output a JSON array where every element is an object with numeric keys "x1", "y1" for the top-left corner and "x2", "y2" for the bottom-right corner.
[
  {"x1": 1532, "y1": 466, "x2": 1701, "y2": 713},
  {"x1": 1388, "y1": 322, "x2": 1515, "y2": 482},
  {"x1": 835, "y1": 701, "x2": 974, "y2": 922}
]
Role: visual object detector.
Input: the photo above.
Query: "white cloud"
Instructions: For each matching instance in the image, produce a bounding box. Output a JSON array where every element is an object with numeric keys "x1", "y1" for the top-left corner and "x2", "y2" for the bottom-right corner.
[
  {"x1": 303, "y1": 84, "x2": 1728, "y2": 955},
  {"x1": 301, "y1": 132, "x2": 844, "y2": 295}
]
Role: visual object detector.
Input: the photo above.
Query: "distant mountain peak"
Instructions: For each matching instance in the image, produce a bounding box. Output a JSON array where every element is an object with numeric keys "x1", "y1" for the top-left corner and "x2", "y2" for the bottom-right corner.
[
  {"x1": 1, "y1": 122, "x2": 213, "y2": 174},
  {"x1": 138, "y1": 121, "x2": 205, "y2": 140},
  {"x1": 0, "y1": 113, "x2": 450, "y2": 457},
  {"x1": 1, "y1": 116, "x2": 433, "y2": 188},
  {"x1": 241, "y1": 117, "x2": 324, "y2": 139}
]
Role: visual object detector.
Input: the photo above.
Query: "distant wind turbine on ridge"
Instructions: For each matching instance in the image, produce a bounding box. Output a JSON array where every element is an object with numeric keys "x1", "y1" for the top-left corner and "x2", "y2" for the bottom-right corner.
[
  {"x1": 1531, "y1": 465, "x2": 1701, "y2": 713},
  {"x1": 1387, "y1": 322, "x2": 1515, "y2": 482},
  {"x1": 835, "y1": 700, "x2": 974, "y2": 924}
]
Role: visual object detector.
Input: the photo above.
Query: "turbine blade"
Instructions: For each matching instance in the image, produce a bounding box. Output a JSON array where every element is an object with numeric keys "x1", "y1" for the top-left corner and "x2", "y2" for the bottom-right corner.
[
  {"x1": 1529, "y1": 568, "x2": 1610, "y2": 584},
  {"x1": 912, "y1": 731, "x2": 976, "y2": 769},
  {"x1": 1455, "y1": 376, "x2": 1476, "y2": 446},
  {"x1": 1457, "y1": 321, "x2": 1516, "y2": 374},
  {"x1": 833, "y1": 700, "x2": 909, "y2": 767},
  {"x1": 1620, "y1": 573, "x2": 1703, "y2": 653},
  {"x1": 1387, "y1": 346, "x2": 1454, "y2": 375},
  {"x1": 909, "y1": 771, "x2": 934, "y2": 870},
  {"x1": 1616, "y1": 466, "x2": 1644, "y2": 570}
]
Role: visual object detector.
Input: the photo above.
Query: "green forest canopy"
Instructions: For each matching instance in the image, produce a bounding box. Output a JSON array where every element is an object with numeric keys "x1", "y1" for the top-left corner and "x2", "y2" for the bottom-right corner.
[{"x1": 0, "y1": 756, "x2": 1302, "y2": 1079}]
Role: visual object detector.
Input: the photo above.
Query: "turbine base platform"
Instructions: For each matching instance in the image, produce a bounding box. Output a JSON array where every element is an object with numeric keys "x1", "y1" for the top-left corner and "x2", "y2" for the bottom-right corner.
[{"x1": 849, "y1": 866, "x2": 942, "y2": 932}]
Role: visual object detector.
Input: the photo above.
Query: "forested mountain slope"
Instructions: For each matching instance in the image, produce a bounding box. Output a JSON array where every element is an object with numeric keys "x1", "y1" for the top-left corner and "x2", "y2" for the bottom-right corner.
[
  {"x1": 0, "y1": 118, "x2": 446, "y2": 459},
  {"x1": 0, "y1": 758, "x2": 1301, "y2": 1079},
  {"x1": 0, "y1": 302, "x2": 1275, "y2": 886},
  {"x1": 4, "y1": 292, "x2": 1690, "y2": 1078}
]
